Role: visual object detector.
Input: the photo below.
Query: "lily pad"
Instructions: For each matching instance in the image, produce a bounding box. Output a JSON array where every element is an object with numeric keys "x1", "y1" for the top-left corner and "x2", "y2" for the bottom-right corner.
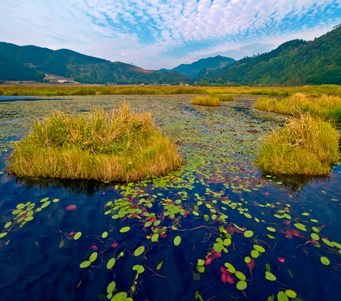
[
  {"x1": 294, "y1": 223, "x2": 307, "y2": 231},
  {"x1": 225, "y1": 263, "x2": 236, "y2": 273},
  {"x1": 79, "y1": 261, "x2": 91, "y2": 268},
  {"x1": 119, "y1": 227, "x2": 130, "y2": 233},
  {"x1": 266, "y1": 227, "x2": 276, "y2": 232},
  {"x1": 244, "y1": 230, "x2": 253, "y2": 238},
  {"x1": 320, "y1": 256, "x2": 330, "y2": 265},
  {"x1": 235, "y1": 271, "x2": 246, "y2": 281},
  {"x1": 253, "y1": 245, "x2": 265, "y2": 252},
  {"x1": 111, "y1": 292, "x2": 127, "y2": 301},
  {"x1": 265, "y1": 271, "x2": 276, "y2": 281},
  {"x1": 134, "y1": 246, "x2": 145, "y2": 256},
  {"x1": 106, "y1": 281, "x2": 116, "y2": 294},
  {"x1": 285, "y1": 290, "x2": 297, "y2": 298},
  {"x1": 174, "y1": 235, "x2": 181, "y2": 246},
  {"x1": 236, "y1": 280, "x2": 247, "y2": 290},
  {"x1": 74, "y1": 232, "x2": 82, "y2": 240},
  {"x1": 132, "y1": 264, "x2": 145, "y2": 274},
  {"x1": 107, "y1": 258, "x2": 116, "y2": 269},
  {"x1": 89, "y1": 252, "x2": 98, "y2": 262},
  {"x1": 102, "y1": 231, "x2": 108, "y2": 238},
  {"x1": 277, "y1": 291, "x2": 289, "y2": 301}
]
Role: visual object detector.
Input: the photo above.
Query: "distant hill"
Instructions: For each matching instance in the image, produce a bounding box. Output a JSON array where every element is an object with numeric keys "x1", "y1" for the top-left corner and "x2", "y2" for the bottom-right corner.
[
  {"x1": 173, "y1": 55, "x2": 235, "y2": 76},
  {"x1": 0, "y1": 43, "x2": 190, "y2": 84},
  {"x1": 196, "y1": 26, "x2": 341, "y2": 85}
]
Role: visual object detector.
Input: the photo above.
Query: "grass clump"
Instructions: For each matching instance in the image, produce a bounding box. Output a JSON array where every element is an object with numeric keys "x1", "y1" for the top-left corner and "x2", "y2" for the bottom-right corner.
[
  {"x1": 256, "y1": 113, "x2": 340, "y2": 176},
  {"x1": 255, "y1": 93, "x2": 341, "y2": 122},
  {"x1": 7, "y1": 103, "x2": 182, "y2": 182},
  {"x1": 191, "y1": 96, "x2": 220, "y2": 106},
  {"x1": 210, "y1": 94, "x2": 235, "y2": 101}
]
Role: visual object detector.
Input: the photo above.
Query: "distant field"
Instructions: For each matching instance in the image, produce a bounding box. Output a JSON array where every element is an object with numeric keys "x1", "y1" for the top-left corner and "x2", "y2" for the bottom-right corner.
[{"x1": 0, "y1": 84, "x2": 340, "y2": 96}]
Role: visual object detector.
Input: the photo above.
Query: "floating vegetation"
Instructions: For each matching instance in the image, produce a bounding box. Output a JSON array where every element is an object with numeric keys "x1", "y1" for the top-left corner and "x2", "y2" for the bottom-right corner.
[
  {"x1": 257, "y1": 113, "x2": 340, "y2": 176},
  {"x1": 0, "y1": 94, "x2": 340, "y2": 300}
]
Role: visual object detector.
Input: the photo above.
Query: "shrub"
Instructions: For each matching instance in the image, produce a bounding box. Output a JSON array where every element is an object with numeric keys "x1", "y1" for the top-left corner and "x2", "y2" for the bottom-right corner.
[
  {"x1": 256, "y1": 113, "x2": 340, "y2": 176},
  {"x1": 255, "y1": 93, "x2": 341, "y2": 122},
  {"x1": 7, "y1": 103, "x2": 182, "y2": 182},
  {"x1": 191, "y1": 96, "x2": 220, "y2": 106}
]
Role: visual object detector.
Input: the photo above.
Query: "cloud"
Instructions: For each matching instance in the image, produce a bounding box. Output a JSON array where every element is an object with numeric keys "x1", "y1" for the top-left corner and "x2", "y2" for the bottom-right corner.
[{"x1": 0, "y1": 0, "x2": 340, "y2": 69}]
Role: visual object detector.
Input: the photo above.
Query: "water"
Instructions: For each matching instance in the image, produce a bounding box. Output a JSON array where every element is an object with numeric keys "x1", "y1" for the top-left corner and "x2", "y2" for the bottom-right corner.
[{"x1": 0, "y1": 95, "x2": 340, "y2": 300}]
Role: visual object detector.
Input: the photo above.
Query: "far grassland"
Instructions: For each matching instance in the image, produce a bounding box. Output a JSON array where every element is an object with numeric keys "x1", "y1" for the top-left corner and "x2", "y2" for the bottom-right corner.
[
  {"x1": 210, "y1": 94, "x2": 235, "y2": 101},
  {"x1": 256, "y1": 113, "x2": 340, "y2": 176},
  {"x1": 191, "y1": 96, "x2": 220, "y2": 106},
  {"x1": 255, "y1": 93, "x2": 341, "y2": 122},
  {"x1": 0, "y1": 84, "x2": 339, "y2": 97},
  {"x1": 7, "y1": 104, "x2": 182, "y2": 182}
]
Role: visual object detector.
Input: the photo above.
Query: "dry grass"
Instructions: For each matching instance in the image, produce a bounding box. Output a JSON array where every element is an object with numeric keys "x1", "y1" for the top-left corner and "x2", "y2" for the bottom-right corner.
[
  {"x1": 256, "y1": 113, "x2": 340, "y2": 176},
  {"x1": 210, "y1": 94, "x2": 235, "y2": 101},
  {"x1": 255, "y1": 93, "x2": 341, "y2": 122},
  {"x1": 7, "y1": 103, "x2": 182, "y2": 182},
  {"x1": 191, "y1": 96, "x2": 220, "y2": 106}
]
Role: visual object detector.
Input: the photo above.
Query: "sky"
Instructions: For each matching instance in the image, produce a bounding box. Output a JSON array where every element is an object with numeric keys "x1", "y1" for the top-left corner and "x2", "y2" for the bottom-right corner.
[{"x1": 0, "y1": 0, "x2": 340, "y2": 70}]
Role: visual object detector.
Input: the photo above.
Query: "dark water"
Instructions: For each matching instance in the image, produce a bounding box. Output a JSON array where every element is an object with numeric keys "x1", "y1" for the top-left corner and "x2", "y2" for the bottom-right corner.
[{"x1": 0, "y1": 95, "x2": 340, "y2": 301}]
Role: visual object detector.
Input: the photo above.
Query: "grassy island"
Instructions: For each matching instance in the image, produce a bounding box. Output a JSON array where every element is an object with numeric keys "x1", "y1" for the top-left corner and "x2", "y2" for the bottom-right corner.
[
  {"x1": 7, "y1": 103, "x2": 182, "y2": 182},
  {"x1": 256, "y1": 113, "x2": 340, "y2": 176},
  {"x1": 191, "y1": 96, "x2": 220, "y2": 106}
]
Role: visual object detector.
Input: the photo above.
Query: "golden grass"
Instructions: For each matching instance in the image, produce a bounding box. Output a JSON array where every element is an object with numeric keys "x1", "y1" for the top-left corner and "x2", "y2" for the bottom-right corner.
[
  {"x1": 1, "y1": 85, "x2": 339, "y2": 97},
  {"x1": 255, "y1": 93, "x2": 341, "y2": 122},
  {"x1": 191, "y1": 96, "x2": 220, "y2": 106},
  {"x1": 7, "y1": 103, "x2": 182, "y2": 182},
  {"x1": 210, "y1": 94, "x2": 235, "y2": 101},
  {"x1": 256, "y1": 113, "x2": 340, "y2": 176}
]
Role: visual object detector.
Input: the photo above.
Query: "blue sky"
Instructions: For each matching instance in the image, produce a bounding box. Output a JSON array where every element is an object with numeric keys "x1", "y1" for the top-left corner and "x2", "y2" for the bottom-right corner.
[{"x1": 0, "y1": 0, "x2": 340, "y2": 69}]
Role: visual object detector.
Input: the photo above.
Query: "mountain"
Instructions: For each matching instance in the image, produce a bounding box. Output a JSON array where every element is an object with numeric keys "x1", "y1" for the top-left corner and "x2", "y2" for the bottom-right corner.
[
  {"x1": 173, "y1": 55, "x2": 235, "y2": 77},
  {"x1": 0, "y1": 42, "x2": 190, "y2": 84},
  {"x1": 196, "y1": 26, "x2": 341, "y2": 85}
]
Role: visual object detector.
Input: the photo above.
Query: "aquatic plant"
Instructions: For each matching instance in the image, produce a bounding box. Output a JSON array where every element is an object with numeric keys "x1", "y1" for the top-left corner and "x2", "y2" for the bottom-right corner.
[
  {"x1": 191, "y1": 96, "x2": 220, "y2": 106},
  {"x1": 255, "y1": 93, "x2": 341, "y2": 122},
  {"x1": 7, "y1": 103, "x2": 182, "y2": 181},
  {"x1": 256, "y1": 113, "x2": 340, "y2": 175}
]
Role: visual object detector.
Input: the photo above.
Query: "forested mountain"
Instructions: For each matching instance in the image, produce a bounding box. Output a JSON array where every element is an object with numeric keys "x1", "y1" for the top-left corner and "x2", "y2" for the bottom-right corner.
[
  {"x1": 0, "y1": 26, "x2": 340, "y2": 85},
  {"x1": 0, "y1": 43, "x2": 190, "y2": 84},
  {"x1": 196, "y1": 26, "x2": 341, "y2": 85},
  {"x1": 173, "y1": 55, "x2": 235, "y2": 76}
]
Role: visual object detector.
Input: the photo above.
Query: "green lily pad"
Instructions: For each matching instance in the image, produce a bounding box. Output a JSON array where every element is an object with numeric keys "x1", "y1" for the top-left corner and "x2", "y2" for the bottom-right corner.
[
  {"x1": 79, "y1": 261, "x2": 91, "y2": 268},
  {"x1": 102, "y1": 231, "x2": 108, "y2": 238},
  {"x1": 253, "y1": 245, "x2": 265, "y2": 252},
  {"x1": 111, "y1": 292, "x2": 127, "y2": 301},
  {"x1": 320, "y1": 256, "x2": 330, "y2": 265},
  {"x1": 197, "y1": 259, "x2": 205, "y2": 266},
  {"x1": 322, "y1": 238, "x2": 334, "y2": 247},
  {"x1": 106, "y1": 281, "x2": 116, "y2": 294},
  {"x1": 151, "y1": 233, "x2": 159, "y2": 242},
  {"x1": 89, "y1": 252, "x2": 98, "y2": 262},
  {"x1": 265, "y1": 271, "x2": 276, "y2": 281},
  {"x1": 197, "y1": 265, "x2": 205, "y2": 273},
  {"x1": 285, "y1": 290, "x2": 297, "y2": 298},
  {"x1": 244, "y1": 230, "x2": 253, "y2": 238},
  {"x1": 4, "y1": 222, "x2": 12, "y2": 228},
  {"x1": 235, "y1": 271, "x2": 246, "y2": 281},
  {"x1": 0, "y1": 232, "x2": 8, "y2": 238},
  {"x1": 132, "y1": 265, "x2": 145, "y2": 274},
  {"x1": 277, "y1": 291, "x2": 289, "y2": 301},
  {"x1": 251, "y1": 250, "x2": 259, "y2": 258},
  {"x1": 236, "y1": 280, "x2": 247, "y2": 290},
  {"x1": 244, "y1": 257, "x2": 251, "y2": 263},
  {"x1": 311, "y1": 233, "x2": 319, "y2": 240},
  {"x1": 107, "y1": 258, "x2": 116, "y2": 269},
  {"x1": 266, "y1": 227, "x2": 276, "y2": 232},
  {"x1": 41, "y1": 201, "x2": 51, "y2": 208},
  {"x1": 74, "y1": 232, "x2": 82, "y2": 240},
  {"x1": 119, "y1": 227, "x2": 130, "y2": 233},
  {"x1": 134, "y1": 246, "x2": 145, "y2": 256},
  {"x1": 174, "y1": 236, "x2": 181, "y2": 246},
  {"x1": 224, "y1": 263, "x2": 236, "y2": 273},
  {"x1": 294, "y1": 223, "x2": 307, "y2": 231}
]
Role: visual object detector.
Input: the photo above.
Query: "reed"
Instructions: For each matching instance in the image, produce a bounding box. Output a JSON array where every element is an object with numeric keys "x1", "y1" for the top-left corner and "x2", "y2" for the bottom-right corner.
[
  {"x1": 255, "y1": 93, "x2": 341, "y2": 122},
  {"x1": 210, "y1": 94, "x2": 235, "y2": 101},
  {"x1": 191, "y1": 96, "x2": 220, "y2": 106},
  {"x1": 256, "y1": 113, "x2": 340, "y2": 176},
  {"x1": 7, "y1": 103, "x2": 182, "y2": 182}
]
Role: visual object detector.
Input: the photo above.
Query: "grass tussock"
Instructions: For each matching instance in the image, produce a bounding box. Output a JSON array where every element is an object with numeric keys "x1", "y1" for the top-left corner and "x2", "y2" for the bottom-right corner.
[
  {"x1": 191, "y1": 96, "x2": 220, "y2": 106},
  {"x1": 210, "y1": 94, "x2": 235, "y2": 101},
  {"x1": 255, "y1": 93, "x2": 341, "y2": 122},
  {"x1": 256, "y1": 113, "x2": 340, "y2": 176},
  {"x1": 7, "y1": 103, "x2": 182, "y2": 182}
]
